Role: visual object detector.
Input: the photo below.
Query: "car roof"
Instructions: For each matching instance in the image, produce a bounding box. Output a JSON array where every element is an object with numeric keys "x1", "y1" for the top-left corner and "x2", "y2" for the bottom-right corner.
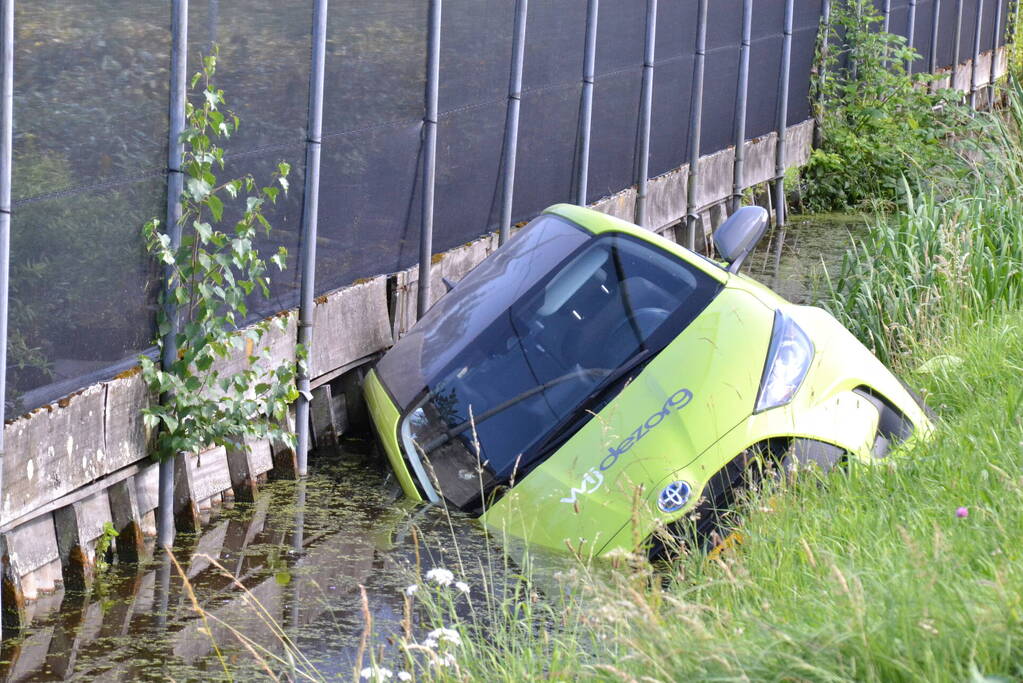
[{"x1": 543, "y1": 203, "x2": 728, "y2": 285}]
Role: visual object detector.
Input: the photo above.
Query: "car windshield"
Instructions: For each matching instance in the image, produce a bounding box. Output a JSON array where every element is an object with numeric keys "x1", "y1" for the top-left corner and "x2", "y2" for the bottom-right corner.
[{"x1": 384, "y1": 215, "x2": 721, "y2": 510}]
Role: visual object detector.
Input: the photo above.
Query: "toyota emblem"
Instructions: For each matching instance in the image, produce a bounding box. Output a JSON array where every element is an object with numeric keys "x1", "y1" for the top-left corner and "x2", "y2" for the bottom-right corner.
[{"x1": 657, "y1": 480, "x2": 692, "y2": 513}]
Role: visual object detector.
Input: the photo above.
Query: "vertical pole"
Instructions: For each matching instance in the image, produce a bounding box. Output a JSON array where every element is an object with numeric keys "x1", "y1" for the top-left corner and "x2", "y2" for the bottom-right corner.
[
  {"x1": 208, "y1": 0, "x2": 219, "y2": 50},
  {"x1": 417, "y1": 0, "x2": 441, "y2": 319},
  {"x1": 634, "y1": 0, "x2": 657, "y2": 228},
  {"x1": 954, "y1": 0, "x2": 964, "y2": 68},
  {"x1": 732, "y1": 0, "x2": 753, "y2": 213},
  {"x1": 0, "y1": 0, "x2": 13, "y2": 641},
  {"x1": 989, "y1": 0, "x2": 1004, "y2": 106},
  {"x1": 930, "y1": 0, "x2": 942, "y2": 86},
  {"x1": 576, "y1": 0, "x2": 598, "y2": 206},
  {"x1": 498, "y1": 0, "x2": 528, "y2": 245},
  {"x1": 883, "y1": 0, "x2": 893, "y2": 33},
  {"x1": 813, "y1": 0, "x2": 831, "y2": 150},
  {"x1": 157, "y1": 0, "x2": 189, "y2": 552},
  {"x1": 971, "y1": 0, "x2": 985, "y2": 108},
  {"x1": 774, "y1": 0, "x2": 794, "y2": 229},
  {"x1": 295, "y1": 0, "x2": 329, "y2": 478},
  {"x1": 685, "y1": 0, "x2": 708, "y2": 251},
  {"x1": 907, "y1": 0, "x2": 919, "y2": 73}
]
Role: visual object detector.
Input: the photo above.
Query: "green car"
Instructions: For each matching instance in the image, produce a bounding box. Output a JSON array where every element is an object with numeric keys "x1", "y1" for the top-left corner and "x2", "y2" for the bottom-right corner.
[{"x1": 364, "y1": 204, "x2": 933, "y2": 557}]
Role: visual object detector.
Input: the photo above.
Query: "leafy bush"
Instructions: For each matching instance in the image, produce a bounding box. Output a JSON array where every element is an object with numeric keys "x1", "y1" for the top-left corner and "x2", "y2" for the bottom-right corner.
[
  {"x1": 139, "y1": 52, "x2": 298, "y2": 462},
  {"x1": 803, "y1": 0, "x2": 965, "y2": 212},
  {"x1": 822, "y1": 82, "x2": 1023, "y2": 365}
]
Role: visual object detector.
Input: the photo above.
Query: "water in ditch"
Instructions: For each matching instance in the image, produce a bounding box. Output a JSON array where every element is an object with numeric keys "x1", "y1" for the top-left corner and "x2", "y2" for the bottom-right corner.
[{"x1": 0, "y1": 213, "x2": 868, "y2": 681}]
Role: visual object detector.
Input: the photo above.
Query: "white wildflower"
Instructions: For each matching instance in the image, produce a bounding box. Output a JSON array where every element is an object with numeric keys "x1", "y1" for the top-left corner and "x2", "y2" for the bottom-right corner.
[
  {"x1": 424, "y1": 637, "x2": 438, "y2": 649},
  {"x1": 397, "y1": 673, "x2": 412, "y2": 682},
  {"x1": 425, "y1": 568, "x2": 454, "y2": 586},
  {"x1": 429, "y1": 652, "x2": 457, "y2": 668},
  {"x1": 427, "y1": 627, "x2": 462, "y2": 647},
  {"x1": 360, "y1": 666, "x2": 394, "y2": 681},
  {"x1": 454, "y1": 581, "x2": 470, "y2": 594},
  {"x1": 403, "y1": 584, "x2": 419, "y2": 597}
]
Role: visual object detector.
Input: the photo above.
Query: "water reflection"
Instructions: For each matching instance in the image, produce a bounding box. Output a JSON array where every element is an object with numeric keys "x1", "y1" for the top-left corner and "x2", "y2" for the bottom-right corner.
[
  {"x1": 744, "y1": 213, "x2": 867, "y2": 304},
  {"x1": 0, "y1": 453, "x2": 494, "y2": 681}
]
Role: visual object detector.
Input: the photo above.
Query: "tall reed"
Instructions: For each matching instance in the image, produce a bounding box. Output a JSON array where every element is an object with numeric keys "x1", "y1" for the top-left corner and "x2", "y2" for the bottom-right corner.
[{"x1": 822, "y1": 82, "x2": 1023, "y2": 365}]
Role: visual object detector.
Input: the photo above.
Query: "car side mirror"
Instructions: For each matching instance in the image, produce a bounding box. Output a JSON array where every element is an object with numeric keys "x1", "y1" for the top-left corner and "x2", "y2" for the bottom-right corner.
[{"x1": 712, "y1": 206, "x2": 769, "y2": 274}]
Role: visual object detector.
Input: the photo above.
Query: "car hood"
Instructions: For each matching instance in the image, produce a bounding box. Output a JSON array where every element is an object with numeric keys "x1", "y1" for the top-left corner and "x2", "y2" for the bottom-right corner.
[{"x1": 481, "y1": 285, "x2": 776, "y2": 552}]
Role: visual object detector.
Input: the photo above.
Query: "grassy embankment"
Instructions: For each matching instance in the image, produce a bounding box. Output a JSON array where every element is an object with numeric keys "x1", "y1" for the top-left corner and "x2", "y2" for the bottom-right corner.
[{"x1": 376, "y1": 89, "x2": 1023, "y2": 683}]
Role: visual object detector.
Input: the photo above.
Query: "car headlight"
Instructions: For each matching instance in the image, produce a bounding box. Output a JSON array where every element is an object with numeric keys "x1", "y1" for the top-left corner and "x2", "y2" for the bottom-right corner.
[{"x1": 754, "y1": 310, "x2": 814, "y2": 413}]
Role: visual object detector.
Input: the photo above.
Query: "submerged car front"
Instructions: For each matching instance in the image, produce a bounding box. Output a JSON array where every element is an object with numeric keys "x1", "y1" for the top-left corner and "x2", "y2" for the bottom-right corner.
[{"x1": 364, "y1": 204, "x2": 932, "y2": 556}]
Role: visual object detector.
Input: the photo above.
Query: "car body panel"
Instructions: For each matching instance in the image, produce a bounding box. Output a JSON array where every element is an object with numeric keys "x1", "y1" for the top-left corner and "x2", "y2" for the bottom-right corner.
[{"x1": 364, "y1": 369, "x2": 423, "y2": 502}]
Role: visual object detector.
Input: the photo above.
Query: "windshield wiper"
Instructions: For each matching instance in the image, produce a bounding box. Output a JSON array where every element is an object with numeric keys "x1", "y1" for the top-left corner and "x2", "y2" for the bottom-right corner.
[
  {"x1": 523, "y1": 346, "x2": 657, "y2": 465},
  {"x1": 419, "y1": 366, "x2": 610, "y2": 454}
]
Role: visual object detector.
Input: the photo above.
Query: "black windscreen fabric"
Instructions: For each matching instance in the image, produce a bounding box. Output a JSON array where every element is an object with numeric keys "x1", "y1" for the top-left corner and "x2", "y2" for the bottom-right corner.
[
  {"x1": 10, "y1": 2, "x2": 169, "y2": 413},
  {"x1": 588, "y1": 68, "x2": 644, "y2": 204},
  {"x1": 440, "y1": 0, "x2": 515, "y2": 110},
  {"x1": 12, "y1": 1, "x2": 170, "y2": 200},
  {"x1": 913, "y1": 0, "x2": 937, "y2": 72},
  {"x1": 595, "y1": 2, "x2": 647, "y2": 70},
  {"x1": 936, "y1": 0, "x2": 960, "y2": 67},
  {"x1": 435, "y1": 103, "x2": 506, "y2": 253},
  {"x1": 789, "y1": 25, "x2": 819, "y2": 125},
  {"x1": 747, "y1": 34, "x2": 784, "y2": 139},
  {"x1": 512, "y1": 83, "x2": 583, "y2": 222},
  {"x1": 315, "y1": 0, "x2": 426, "y2": 291},
  {"x1": 430, "y1": 0, "x2": 513, "y2": 251},
  {"x1": 958, "y1": 0, "x2": 982, "y2": 61},
  {"x1": 11, "y1": 0, "x2": 985, "y2": 413},
  {"x1": 649, "y1": 0, "x2": 698, "y2": 177},
  {"x1": 656, "y1": 0, "x2": 699, "y2": 65},
  {"x1": 317, "y1": 123, "x2": 424, "y2": 288},
  {"x1": 702, "y1": 45, "x2": 741, "y2": 156},
  {"x1": 188, "y1": 0, "x2": 313, "y2": 151},
  {"x1": 324, "y1": 1, "x2": 426, "y2": 134},
  {"x1": 9, "y1": 179, "x2": 165, "y2": 414},
  {"x1": 521, "y1": 0, "x2": 588, "y2": 90},
  {"x1": 649, "y1": 55, "x2": 694, "y2": 178},
  {"x1": 702, "y1": 1, "x2": 742, "y2": 157}
]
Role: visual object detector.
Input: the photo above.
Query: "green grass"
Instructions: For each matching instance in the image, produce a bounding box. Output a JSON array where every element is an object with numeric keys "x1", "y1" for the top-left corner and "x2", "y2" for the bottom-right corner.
[
  {"x1": 372, "y1": 88, "x2": 1023, "y2": 683},
  {"x1": 385, "y1": 311, "x2": 1022, "y2": 682}
]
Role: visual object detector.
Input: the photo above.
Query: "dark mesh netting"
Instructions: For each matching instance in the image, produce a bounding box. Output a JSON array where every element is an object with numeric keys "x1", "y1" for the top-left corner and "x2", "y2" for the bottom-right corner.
[{"x1": 6, "y1": 0, "x2": 991, "y2": 412}]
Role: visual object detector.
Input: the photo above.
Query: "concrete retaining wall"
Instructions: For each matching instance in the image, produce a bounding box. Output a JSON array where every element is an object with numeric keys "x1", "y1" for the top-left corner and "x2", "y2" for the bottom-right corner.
[{"x1": 0, "y1": 44, "x2": 1008, "y2": 631}]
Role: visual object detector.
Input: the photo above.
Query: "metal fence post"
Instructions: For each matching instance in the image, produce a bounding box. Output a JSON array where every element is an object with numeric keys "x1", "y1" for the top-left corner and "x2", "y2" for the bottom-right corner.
[
  {"x1": 685, "y1": 0, "x2": 708, "y2": 250},
  {"x1": 295, "y1": 0, "x2": 329, "y2": 477},
  {"x1": 731, "y1": 0, "x2": 753, "y2": 213},
  {"x1": 813, "y1": 0, "x2": 831, "y2": 150},
  {"x1": 774, "y1": 0, "x2": 794, "y2": 229},
  {"x1": 930, "y1": 0, "x2": 942, "y2": 87},
  {"x1": 0, "y1": 0, "x2": 13, "y2": 640},
  {"x1": 990, "y1": 0, "x2": 1004, "y2": 106},
  {"x1": 576, "y1": 0, "x2": 598, "y2": 206},
  {"x1": 499, "y1": 0, "x2": 528, "y2": 245},
  {"x1": 635, "y1": 0, "x2": 657, "y2": 228},
  {"x1": 883, "y1": 0, "x2": 893, "y2": 33},
  {"x1": 954, "y1": 0, "x2": 964, "y2": 68},
  {"x1": 157, "y1": 0, "x2": 189, "y2": 551},
  {"x1": 417, "y1": 0, "x2": 442, "y2": 319},
  {"x1": 971, "y1": 0, "x2": 985, "y2": 108},
  {"x1": 907, "y1": 0, "x2": 919, "y2": 73}
]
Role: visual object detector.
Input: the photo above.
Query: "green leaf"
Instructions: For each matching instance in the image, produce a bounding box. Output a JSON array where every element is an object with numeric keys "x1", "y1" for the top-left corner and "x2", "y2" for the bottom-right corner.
[
  {"x1": 207, "y1": 194, "x2": 224, "y2": 222},
  {"x1": 186, "y1": 177, "x2": 213, "y2": 201}
]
